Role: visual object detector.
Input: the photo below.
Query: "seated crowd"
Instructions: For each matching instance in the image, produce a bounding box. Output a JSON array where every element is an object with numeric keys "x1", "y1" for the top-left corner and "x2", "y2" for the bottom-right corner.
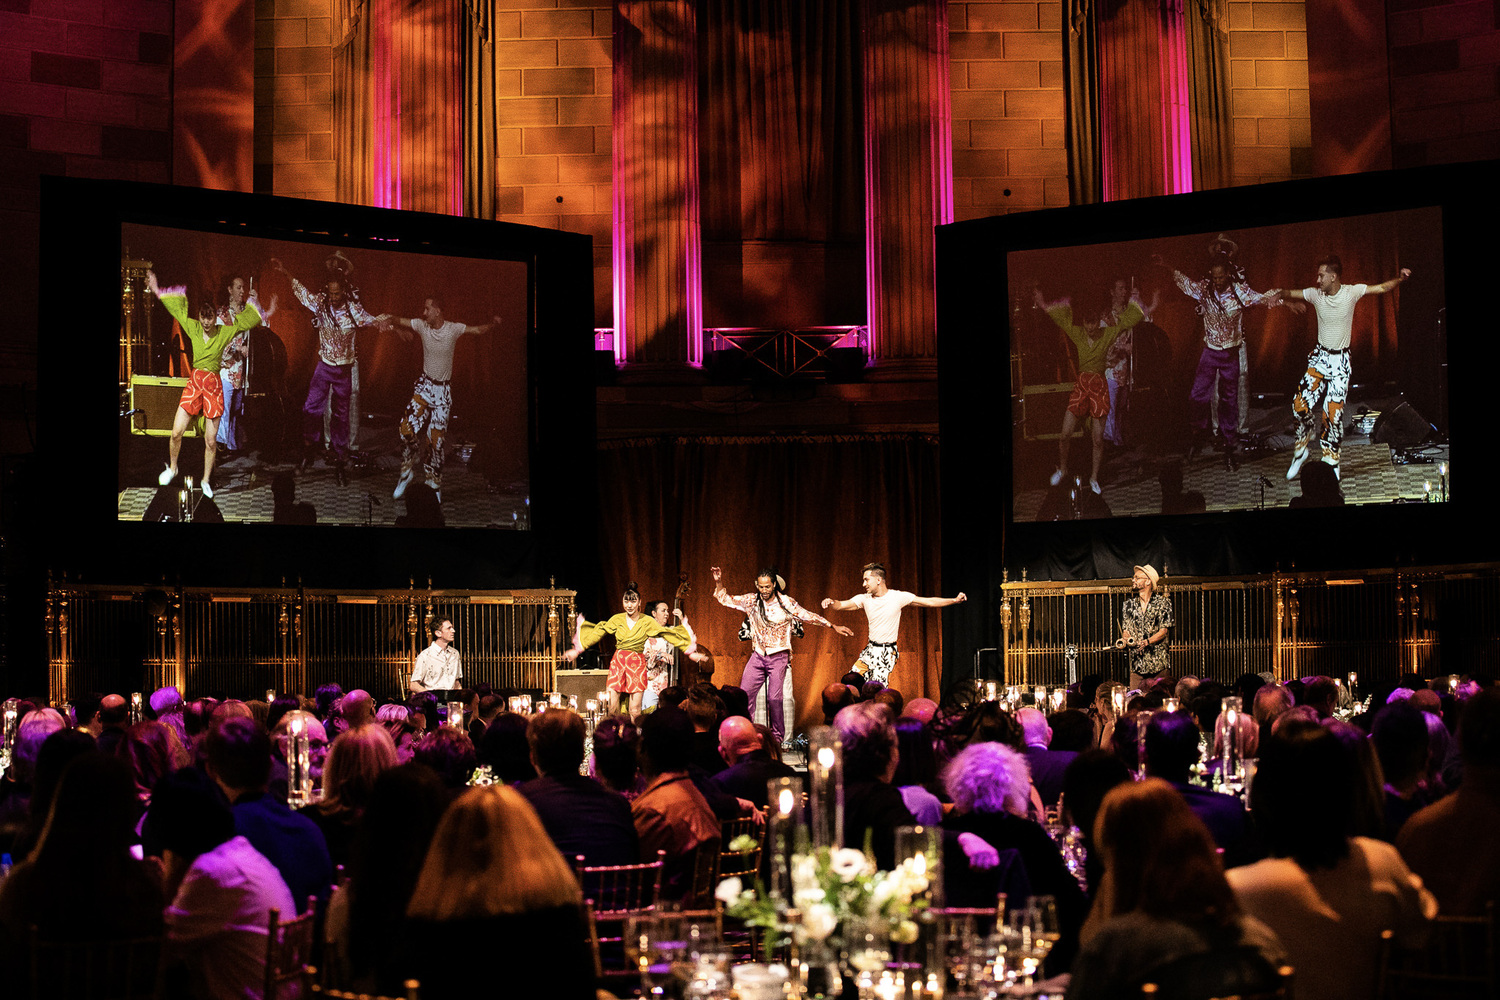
[{"x1": 0, "y1": 667, "x2": 1491, "y2": 998}]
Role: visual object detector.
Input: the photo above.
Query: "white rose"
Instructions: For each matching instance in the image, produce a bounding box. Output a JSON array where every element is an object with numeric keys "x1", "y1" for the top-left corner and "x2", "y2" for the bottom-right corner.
[
  {"x1": 794, "y1": 887, "x2": 827, "y2": 907},
  {"x1": 829, "y1": 848, "x2": 870, "y2": 882},
  {"x1": 871, "y1": 877, "x2": 896, "y2": 910},
  {"x1": 715, "y1": 877, "x2": 743, "y2": 905},
  {"x1": 803, "y1": 903, "x2": 838, "y2": 941}
]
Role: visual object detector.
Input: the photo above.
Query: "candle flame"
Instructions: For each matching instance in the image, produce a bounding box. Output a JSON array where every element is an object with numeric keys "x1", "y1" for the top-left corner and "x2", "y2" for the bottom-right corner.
[
  {"x1": 817, "y1": 747, "x2": 836, "y2": 769},
  {"x1": 778, "y1": 788, "x2": 795, "y2": 816}
]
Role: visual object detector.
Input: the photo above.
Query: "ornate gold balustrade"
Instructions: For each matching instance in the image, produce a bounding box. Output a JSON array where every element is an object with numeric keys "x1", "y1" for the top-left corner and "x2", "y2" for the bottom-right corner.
[
  {"x1": 44, "y1": 579, "x2": 576, "y2": 704},
  {"x1": 995, "y1": 565, "x2": 1500, "y2": 689}
]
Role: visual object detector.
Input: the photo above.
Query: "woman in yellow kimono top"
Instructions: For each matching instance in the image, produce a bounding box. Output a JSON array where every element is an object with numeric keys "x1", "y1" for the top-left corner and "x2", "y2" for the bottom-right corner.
[{"x1": 563, "y1": 583, "x2": 708, "y2": 718}]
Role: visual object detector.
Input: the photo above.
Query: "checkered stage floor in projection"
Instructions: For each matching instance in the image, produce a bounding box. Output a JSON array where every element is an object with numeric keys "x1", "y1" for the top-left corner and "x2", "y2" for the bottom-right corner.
[
  {"x1": 1014, "y1": 433, "x2": 1451, "y2": 522},
  {"x1": 118, "y1": 450, "x2": 529, "y2": 528}
]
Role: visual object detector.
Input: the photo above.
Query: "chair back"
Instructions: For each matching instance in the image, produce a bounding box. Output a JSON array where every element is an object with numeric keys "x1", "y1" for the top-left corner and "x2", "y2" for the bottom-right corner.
[
  {"x1": 1137, "y1": 951, "x2": 1293, "y2": 1000},
  {"x1": 305, "y1": 965, "x2": 420, "y2": 1000},
  {"x1": 684, "y1": 839, "x2": 723, "y2": 909},
  {"x1": 27, "y1": 928, "x2": 164, "y2": 1000},
  {"x1": 264, "y1": 898, "x2": 319, "y2": 1000},
  {"x1": 1378, "y1": 902, "x2": 1497, "y2": 1000},
  {"x1": 720, "y1": 816, "x2": 759, "y2": 847},
  {"x1": 574, "y1": 850, "x2": 666, "y2": 917},
  {"x1": 717, "y1": 824, "x2": 762, "y2": 885}
]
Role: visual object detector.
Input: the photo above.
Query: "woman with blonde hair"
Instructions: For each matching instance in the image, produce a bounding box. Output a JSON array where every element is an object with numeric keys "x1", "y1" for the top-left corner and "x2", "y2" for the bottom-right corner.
[
  {"x1": 301, "y1": 723, "x2": 398, "y2": 867},
  {"x1": 1068, "y1": 779, "x2": 1284, "y2": 1000},
  {"x1": 400, "y1": 784, "x2": 595, "y2": 997}
]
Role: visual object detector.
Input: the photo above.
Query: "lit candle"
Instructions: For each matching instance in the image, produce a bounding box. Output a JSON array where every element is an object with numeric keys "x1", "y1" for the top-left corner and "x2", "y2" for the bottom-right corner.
[
  {"x1": 1163, "y1": 697, "x2": 1179, "y2": 713},
  {"x1": 286, "y1": 714, "x2": 311, "y2": 808},
  {"x1": 1349, "y1": 671, "x2": 1358, "y2": 692},
  {"x1": 130, "y1": 692, "x2": 142, "y2": 724},
  {"x1": 1450, "y1": 675, "x2": 1459, "y2": 694},
  {"x1": 807, "y1": 727, "x2": 844, "y2": 850},
  {"x1": 768, "y1": 775, "x2": 802, "y2": 902},
  {"x1": 1111, "y1": 688, "x2": 1126, "y2": 715},
  {"x1": 585, "y1": 698, "x2": 598, "y2": 714},
  {"x1": 447, "y1": 700, "x2": 465, "y2": 728},
  {"x1": 1220, "y1": 696, "x2": 1243, "y2": 788},
  {"x1": 984, "y1": 681, "x2": 997, "y2": 702},
  {"x1": 520, "y1": 694, "x2": 533, "y2": 714},
  {"x1": 548, "y1": 692, "x2": 563, "y2": 708},
  {"x1": 1034, "y1": 685, "x2": 1046, "y2": 707},
  {"x1": 265, "y1": 688, "x2": 276, "y2": 704},
  {"x1": 3, "y1": 703, "x2": 17, "y2": 753},
  {"x1": 1051, "y1": 688, "x2": 1067, "y2": 713},
  {"x1": 508, "y1": 696, "x2": 522, "y2": 713}
]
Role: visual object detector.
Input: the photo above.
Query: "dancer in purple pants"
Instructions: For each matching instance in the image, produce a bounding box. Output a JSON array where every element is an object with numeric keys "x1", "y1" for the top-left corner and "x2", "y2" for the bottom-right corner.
[{"x1": 711, "y1": 565, "x2": 853, "y2": 743}]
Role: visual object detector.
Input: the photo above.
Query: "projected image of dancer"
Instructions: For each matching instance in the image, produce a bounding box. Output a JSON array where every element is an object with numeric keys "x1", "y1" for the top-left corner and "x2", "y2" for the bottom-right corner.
[
  {"x1": 1155, "y1": 236, "x2": 1292, "y2": 471},
  {"x1": 215, "y1": 271, "x2": 274, "y2": 455},
  {"x1": 376, "y1": 299, "x2": 502, "y2": 502},
  {"x1": 271, "y1": 252, "x2": 379, "y2": 486},
  {"x1": 710, "y1": 565, "x2": 853, "y2": 743},
  {"x1": 146, "y1": 269, "x2": 263, "y2": 498},
  {"x1": 1034, "y1": 281, "x2": 1146, "y2": 494},
  {"x1": 563, "y1": 582, "x2": 709, "y2": 719},
  {"x1": 822, "y1": 563, "x2": 965, "y2": 686},
  {"x1": 1273, "y1": 256, "x2": 1411, "y2": 481}
]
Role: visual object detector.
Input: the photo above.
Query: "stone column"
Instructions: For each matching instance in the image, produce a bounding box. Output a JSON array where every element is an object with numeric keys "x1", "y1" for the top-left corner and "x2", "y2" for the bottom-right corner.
[
  {"x1": 612, "y1": 1, "x2": 703, "y2": 371},
  {"x1": 861, "y1": 0, "x2": 953, "y2": 373}
]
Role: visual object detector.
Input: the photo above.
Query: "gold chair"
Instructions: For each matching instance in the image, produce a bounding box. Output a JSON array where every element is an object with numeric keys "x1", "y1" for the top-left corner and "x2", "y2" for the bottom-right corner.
[
  {"x1": 1139, "y1": 962, "x2": 1294, "y2": 999},
  {"x1": 305, "y1": 965, "x2": 420, "y2": 1000},
  {"x1": 27, "y1": 928, "x2": 164, "y2": 1000},
  {"x1": 684, "y1": 838, "x2": 723, "y2": 909},
  {"x1": 264, "y1": 899, "x2": 319, "y2": 1000},
  {"x1": 573, "y1": 850, "x2": 667, "y2": 915},
  {"x1": 719, "y1": 816, "x2": 759, "y2": 848},
  {"x1": 717, "y1": 832, "x2": 763, "y2": 961},
  {"x1": 1378, "y1": 903, "x2": 1497, "y2": 1000}
]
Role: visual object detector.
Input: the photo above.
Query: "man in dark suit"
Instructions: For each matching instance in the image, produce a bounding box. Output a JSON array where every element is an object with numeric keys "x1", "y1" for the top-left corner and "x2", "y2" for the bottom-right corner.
[
  {"x1": 517, "y1": 708, "x2": 639, "y2": 867},
  {"x1": 1144, "y1": 709, "x2": 1260, "y2": 867},
  {"x1": 1016, "y1": 707, "x2": 1077, "y2": 808},
  {"x1": 711, "y1": 715, "x2": 795, "y2": 808}
]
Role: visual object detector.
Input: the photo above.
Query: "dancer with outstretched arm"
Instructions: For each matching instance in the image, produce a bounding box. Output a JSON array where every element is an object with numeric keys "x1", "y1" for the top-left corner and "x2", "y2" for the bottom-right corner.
[
  {"x1": 821, "y1": 563, "x2": 965, "y2": 686},
  {"x1": 563, "y1": 582, "x2": 709, "y2": 718}
]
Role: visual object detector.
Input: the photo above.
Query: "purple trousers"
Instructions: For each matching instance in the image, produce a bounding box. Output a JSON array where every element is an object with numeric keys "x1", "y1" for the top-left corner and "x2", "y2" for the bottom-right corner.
[
  {"x1": 1190, "y1": 346, "x2": 1239, "y2": 446},
  {"x1": 303, "y1": 360, "x2": 352, "y2": 459},
  {"x1": 740, "y1": 649, "x2": 791, "y2": 742}
]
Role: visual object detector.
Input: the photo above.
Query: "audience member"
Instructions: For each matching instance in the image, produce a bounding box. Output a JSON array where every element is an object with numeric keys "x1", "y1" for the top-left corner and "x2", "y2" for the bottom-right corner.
[
  {"x1": 1227, "y1": 722, "x2": 1435, "y2": 1000},
  {"x1": 518, "y1": 709, "x2": 639, "y2": 866},
  {"x1": 686, "y1": 685, "x2": 728, "y2": 776},
  {"x1": 711, "y1": 715, "x2": 796, "y2": 809},
  {"x1": 1061, "y1": 750, "x2": 1134, "y2": 897},
  {"x1": 1047, "y1": 709, "x2": 1095, "y2": 754},
  {"x1": 834, "y1": 702, "x2": 918, "y2": 872},
  {"x1": 95, "y1": 694, "x2": 131, "y2": 755},
  {"x1": 591, "y1": 714, "x2": 643, "y2": 798},
  {"x1": 476, "y1": 712, "x2": 535, "y2": 785},
  {"x1": 1371, "y1": 701, "x2": 1433, "y2": 840},
  {"x1": 902, "y1": 697, "x2": 938, "y2": 725},
  {"x1": 469, "y1": 693, "x2": 504, "y2": 742},
  {"x1": 632, "y1": 706, "x2": 720, "y2": 900},
  {"x1": 1017, "y1": 707, "x2": 1077, "y2": 808},
  {"x1": 870, "y1": 687, "x2": 904, "y2": 718},
  {"x1": 117, "y1": 719, "x2": 184, "y2": 807},
  {"x1": 1144, "y1": 711, "x2": 1258, "y2": 867},
  {"x1": 821, "y1": 681, "x2": 857, "y2": 725},
  {"x1": 341, "y1": 689, "x2": 376, "y2": 730},
  {"x1": 306, "y1": 723, "x2": 399, "y2": 867},
  {"x1": 892, "y1": 716, "x2": 944, "y2": 825},
  {"x1": 413, "y1": 726, "x2": 478, "y2": 790},
  {"x1": 1069, "y1": 779, "x2": 1284, "y2": 1000}
]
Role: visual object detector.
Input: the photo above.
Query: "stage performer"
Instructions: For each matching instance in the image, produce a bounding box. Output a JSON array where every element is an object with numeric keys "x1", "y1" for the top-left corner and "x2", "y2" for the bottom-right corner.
[
  {"x1": 641, "y1": 600, "x2": 697, "y2": 711},
  {"x1": 409, "y1": 617, "x2": 462, "y2": 695},
  {"x1": 1035, "y1": 281, "x2": 1145, "y2": 495},
  {"x1": 215, "y1": 272, "x2": 275, "y2": 454},
  {"x1": 1272, "y1": 256, "x2": 1411, "y2": 481},
  {"x1": 375, "y1": 300, "x2": 502, "y2": 501},
  {"x1": 563, "y1": 583, "x2": 709, "y2": 719},
  {"x1": 821, "y1": 563, "x2": 965, "y2": 686},
  {"x1": 1155, "y1": 239, "x2": 1286, "y2": 470},
  {"x1": 147, "y1": 269, "x2": 264, "y2": 498},
  {"x1": 271, "y1": 252, "x2": 380, "y2": 487},
  {"x1": 710, "y1": 566, "x2": 854, "y2": 743},
  {"x1": 1119, "y1": 564, "x2": 1172, "y2": 691}
]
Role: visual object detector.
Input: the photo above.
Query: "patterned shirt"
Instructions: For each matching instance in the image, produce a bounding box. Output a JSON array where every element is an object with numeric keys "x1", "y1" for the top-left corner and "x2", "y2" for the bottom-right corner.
[
  {"x1": 1172, "y1": 270, "x2": 1272, "y2": 351},
  {"x1": 1122, "y1": 592, "x2": 1174, "y2": 677},
  {"x1": 290, "y1": 277, "x2": 378, "y2": 366},
  {"x1": 411, "y1": 641, "x2": 462, "y2": 690},
  {"x1": 714, "y1": 589, "x2": 834, "y2": 656}
]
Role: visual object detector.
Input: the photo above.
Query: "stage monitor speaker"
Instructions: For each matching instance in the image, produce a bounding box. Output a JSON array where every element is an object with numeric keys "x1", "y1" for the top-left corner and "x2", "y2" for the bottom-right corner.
[
  {"x1": 555, "y1": 668, "x2": 609, "y2": 703},
  {"x1": 1371, "y1": 402, "x2": 1433, "y2": 450},
  {"x1": 129, "y1": 376, "x2": 199, "y2": 437}
]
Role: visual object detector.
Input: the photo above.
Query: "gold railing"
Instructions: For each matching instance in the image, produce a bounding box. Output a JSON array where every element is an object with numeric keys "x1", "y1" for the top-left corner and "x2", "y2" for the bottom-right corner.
[
  {"x1": 996, "y1": 566, "x2": 1500, "y2": 688},
  {"x1": 44, "y1": 579, "x2": 576, "y2": 704}
]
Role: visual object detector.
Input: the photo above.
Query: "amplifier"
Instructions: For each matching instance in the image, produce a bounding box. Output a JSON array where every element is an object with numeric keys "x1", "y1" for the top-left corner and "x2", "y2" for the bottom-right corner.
[
  {"x1": 129, "y1": 376, "x2": 199, "y2": 437},
  {"x1": 555, "y1": 668, "x2": 610, "y2": 704}
]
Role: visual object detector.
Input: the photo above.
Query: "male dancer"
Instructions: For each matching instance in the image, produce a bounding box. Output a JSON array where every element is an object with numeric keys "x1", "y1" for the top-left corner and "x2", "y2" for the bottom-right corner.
[
  {"x1": 1273, "y1": 256, "x2": 1411, "y2": 481},
  {"x1": 216, "y1": 272, "x2": 272, "y2": 454},
  {"x1": 271, "y1": 253, "x2": 380, "y2": 486},
  {"x1": 821, "y1": 563, "x2": 966, "y2": 685},
  {"x1": 1035, "y1": 280, "x2": 1146, "y2": 494},
  {"x1": 376, "y1": 299, "x2": 502, "y2": 500},
  {"x1": 147, "y1": 269, "x2": 263, "y2": 498},
  {"x1": 710, "y1": 565, "x2": 853, "y2": 743},
  {"x1": 1154, "y1": 244, "x2": 1284, "y2": 470}
]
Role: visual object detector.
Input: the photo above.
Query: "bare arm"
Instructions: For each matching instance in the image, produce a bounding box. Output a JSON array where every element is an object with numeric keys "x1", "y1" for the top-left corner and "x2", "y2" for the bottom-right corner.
[
  {"x1": 462, "y1": 315, "x2": 503, "y2": 336},
  {"x1": 1365, "y1": 267, "x2": 1412, "y2": 296},
  {"x1": 909, "y1": 592, "x2": 967, "y2": 609},
  {"x1": 821, "y1": 597, "x2": 859, "y2": 612}
]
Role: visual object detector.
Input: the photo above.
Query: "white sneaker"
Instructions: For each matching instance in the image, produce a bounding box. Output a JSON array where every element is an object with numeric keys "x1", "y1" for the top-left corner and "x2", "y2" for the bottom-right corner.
[
  {"x1": 1321, "y1": 454, "x2": 1341, "y2": 480},
  {"x1": 201, "y1": 479, "x2": 214, "y2": 499},
  {"x1": 393, "y1": 471, "x2": 413, "y2": 499},
  {"x1": 158, "y1": 466, "x2": 175, "y2": 486},
  {"x1": 1089, "y1": 479, "x2": 1102, "y2": 495},
  {"x1": 1286, "y1": 446, "x2": 1309, "y2": 481},
  {"x1": 1049, "y1": 469, "x2": 1064, "y2": 487}
]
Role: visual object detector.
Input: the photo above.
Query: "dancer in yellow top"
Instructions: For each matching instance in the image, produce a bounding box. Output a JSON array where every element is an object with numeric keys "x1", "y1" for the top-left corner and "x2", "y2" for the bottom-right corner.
[{"x1": 564, "y1": 582, "x2": 708, "y2": 718}]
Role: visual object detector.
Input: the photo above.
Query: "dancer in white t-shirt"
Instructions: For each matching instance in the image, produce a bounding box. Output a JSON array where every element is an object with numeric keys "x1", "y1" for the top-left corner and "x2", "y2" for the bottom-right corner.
[
  {"x1": 1272, "y1": 255, "x2": 1410, "y2": 481},
  {"x1": 378, "y1": 299, "x2": 502, "y2": 500},
  {"x1": 821, "y1": 562, "x2": 966, "y2": 685}
]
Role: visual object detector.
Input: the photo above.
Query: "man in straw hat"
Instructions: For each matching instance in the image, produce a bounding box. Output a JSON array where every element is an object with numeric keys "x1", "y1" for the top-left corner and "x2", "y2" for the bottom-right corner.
[{"x1": 1120, "y1": 564, "x2": 1173, "y2": 690}]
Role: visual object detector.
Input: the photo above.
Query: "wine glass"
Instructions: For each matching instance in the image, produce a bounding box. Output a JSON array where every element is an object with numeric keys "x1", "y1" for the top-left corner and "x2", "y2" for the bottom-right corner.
[{"x1": 1030, "y1": 895, "x2": 1061, "y2": 973}]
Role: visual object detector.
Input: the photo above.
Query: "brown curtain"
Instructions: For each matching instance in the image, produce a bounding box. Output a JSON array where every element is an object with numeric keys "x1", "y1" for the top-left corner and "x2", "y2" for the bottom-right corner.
[
  {"x1": 462, "y1": 0, "x2": 496, "y2": 219},
  {"x1": 698, "y1": 0, "x2": 863, "y2": 242},
  {"x1": 1186, "y1": 0, "x2": 1233, "y2": 190},
  {"x1": 334, "y1": 0, "x2": 374, "y2": 206},
  {"x1": 595, "y1": 435, "x2": 943, "y2": 732},
  {"x1": 1063, "y1": 0, "x2": 1102, "y2": 205}
]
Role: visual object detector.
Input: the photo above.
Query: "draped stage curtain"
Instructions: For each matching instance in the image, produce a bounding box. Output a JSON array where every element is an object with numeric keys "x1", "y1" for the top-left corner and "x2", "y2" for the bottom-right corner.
[
  {"x1": 1186, "y1": 0, "x2": 1233, "y2": 190},
  {"x1": 1064, "y1": 0, "x2": 1102, "y2": 205},
  {"x1": 463, "y1": 0, "x2": 496, "y2": 220},
  {"x1": 595, "y1": 435, "x2": 943, "y2": 730},
  {"x1": 334, "y1": 0, "x2": 374, "y2": 206},
  {"x1": 698, "y1": 0, "x2": 863, "y2": 243}
]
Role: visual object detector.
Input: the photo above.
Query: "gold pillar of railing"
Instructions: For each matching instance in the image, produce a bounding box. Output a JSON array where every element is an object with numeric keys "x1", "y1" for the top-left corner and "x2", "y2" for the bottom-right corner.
[
  {"x1": 998, "y1": 569, "x2": 1012, "y2": 688},
  {"x1": 1015, "y1": 569, "x2": 1032, "y2": 685},
  {"x1": 120, "y1": 254, "x2": 154, "y2": 385}
]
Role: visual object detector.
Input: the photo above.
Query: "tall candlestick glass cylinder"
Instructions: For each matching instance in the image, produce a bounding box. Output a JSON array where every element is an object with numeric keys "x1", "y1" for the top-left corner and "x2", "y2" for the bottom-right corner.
[
  {"x1": 806, "y1": 727, "x2": 844, "y2": 851},
  {"x1": 768, "y1": 775, "x2": 803, "y2": 904}
]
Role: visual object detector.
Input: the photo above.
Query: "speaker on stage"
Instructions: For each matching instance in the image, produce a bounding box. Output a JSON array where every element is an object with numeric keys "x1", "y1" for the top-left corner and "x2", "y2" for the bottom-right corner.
[
  {"x1": 129, "y1": 376, "x2": 198, "y2": 437},
  {"x1": 1372, "y1": 402, "x2": 1435, "y2": 450},
  {"x1": 555, "y1": 668, "x2": 609, "y2": 703}
]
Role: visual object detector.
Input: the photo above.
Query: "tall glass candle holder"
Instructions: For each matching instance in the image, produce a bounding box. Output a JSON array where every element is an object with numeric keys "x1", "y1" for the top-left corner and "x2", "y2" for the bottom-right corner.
[
  {"x1": 768, "y1": 775, "x2": 803, "y2": 903},
  {"x1": 265, "y1": 688, "x2": 276, "y2": 705},
  {"x1": 1220, "y1": 696, "x2": 1243, "y2": 790},
  {"x1": 3, "y1": 700, "x2": 17, "y2": 754},
  {"x1": 129, "y1": 692, "x2": 142, "y2": 724},
  {"x1": 1163, "y1": 697, "x2": 1179, "y2": 713},
  {"x1": 1135, "y1": 710, "x2": 1155, "y2": 780},
  {"x1": 447, "y1": 700, "x2": 465, "y2": 729},
  {"x1": 1033, "y1": 686, "x2": 1046, "y2": 708},
  {"x1": 806, "y1": 727, "x2": 844, "y2": 851},
  {"x1": 1111, "y1": 688, "x2": 1126, "y2": 716},
  {"x1": 286, "y1": 714, "x2": 312, "y2": 808},
  {"x1": 984, "y1": 681, "x2": 998, "y2": 703},
  {"x1": 1050, "y1": 688, "x2": 1067, "y2": 713}
]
